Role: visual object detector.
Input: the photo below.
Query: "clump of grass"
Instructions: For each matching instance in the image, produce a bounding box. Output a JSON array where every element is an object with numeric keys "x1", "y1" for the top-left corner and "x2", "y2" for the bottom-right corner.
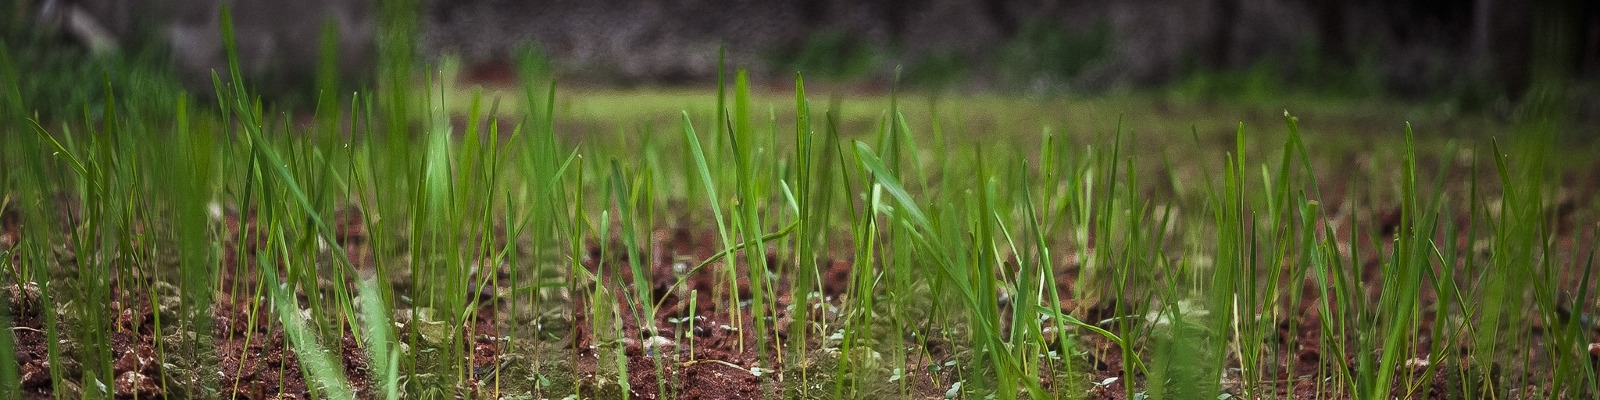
[{"x1": 1, "y1": 5, "x2": 1594, "y2": 400}]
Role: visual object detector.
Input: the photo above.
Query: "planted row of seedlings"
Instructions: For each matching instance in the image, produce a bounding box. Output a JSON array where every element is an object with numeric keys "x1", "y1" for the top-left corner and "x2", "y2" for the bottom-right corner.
[{"x1": 2, "y1": 11, "x2": 1598, "y2": 400}]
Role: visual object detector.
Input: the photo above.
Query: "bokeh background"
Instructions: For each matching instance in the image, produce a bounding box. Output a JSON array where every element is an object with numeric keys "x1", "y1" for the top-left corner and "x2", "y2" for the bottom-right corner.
[{"x1": 5, "y1": 0, "x2": 1599, "y2": 122}]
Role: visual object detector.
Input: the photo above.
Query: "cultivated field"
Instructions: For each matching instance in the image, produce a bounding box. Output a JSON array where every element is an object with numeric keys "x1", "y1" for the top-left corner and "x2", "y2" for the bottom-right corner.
[{"x1": 3, "y1": 20, "x2": 1598, "y2": 400}]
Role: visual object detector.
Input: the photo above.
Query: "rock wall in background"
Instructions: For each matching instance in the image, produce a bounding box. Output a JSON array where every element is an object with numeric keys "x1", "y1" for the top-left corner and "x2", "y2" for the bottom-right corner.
[
  {"x1": 160, "y1": 0, "x2": 375, "y2": 97},
  {"x1": 53, "y1": 0, "x2": 1600, "y2": 101}
]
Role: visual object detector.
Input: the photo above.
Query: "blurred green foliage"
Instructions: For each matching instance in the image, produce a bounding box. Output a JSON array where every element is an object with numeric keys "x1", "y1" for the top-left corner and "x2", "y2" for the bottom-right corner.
[
  {"x1": 901, "y1": 50, "x2": 967, "y2": 90},
  {"x1": 996, "y1": 19, "x2": 1113, "y2": 90},
  {"x1": 0, "y1": 2, "x2": 184, "y2": 123},
  {"x1": 773, "y1": 29, "x2": 883, "y2": 81},
  {"x1": 773, "y1": 18, "x2": 1115, "y2": 93},
  {"x1": 1172, "y1": 42, "x2": 1385, "y2": 105}
]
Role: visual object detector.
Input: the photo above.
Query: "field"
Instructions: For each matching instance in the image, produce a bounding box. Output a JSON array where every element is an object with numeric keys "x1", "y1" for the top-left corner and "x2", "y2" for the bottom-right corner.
[{"x1": 4, "y1": 23, "x2": 1600, "y2": 400}]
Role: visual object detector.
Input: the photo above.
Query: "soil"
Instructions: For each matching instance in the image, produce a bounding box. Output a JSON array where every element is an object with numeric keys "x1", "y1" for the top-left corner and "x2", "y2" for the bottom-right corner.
[
  {"x1": 2, "y1": 158, "x2": 1598, "y2": 399},
  {"x1": 567, "y1": 228, "x2": 869, "y2": 399}
]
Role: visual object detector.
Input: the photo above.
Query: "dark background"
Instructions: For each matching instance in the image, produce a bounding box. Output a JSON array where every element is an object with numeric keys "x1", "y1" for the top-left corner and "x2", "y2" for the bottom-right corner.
[{"x1": 6, "y1": 0, "x2": 1599, "y2": 118}]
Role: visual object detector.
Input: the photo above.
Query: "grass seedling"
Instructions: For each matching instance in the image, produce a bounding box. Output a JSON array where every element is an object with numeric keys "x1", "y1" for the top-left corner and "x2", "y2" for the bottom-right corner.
[
  {"x1": 266, "y1": 253, "x2": 354, "y2": 400},
  {"x1": 4, "y1": 6, "x2": 1596, "y2": 398}
]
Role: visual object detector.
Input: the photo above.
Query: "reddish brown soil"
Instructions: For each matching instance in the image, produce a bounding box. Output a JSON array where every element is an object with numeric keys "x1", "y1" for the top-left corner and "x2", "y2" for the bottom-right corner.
[
  {"x1": 10, "y1": 284, "x2": 51, "y2": 399},
  {"x1": 3, "y1": 157, "x2": 1598, "y2": 399},
  {"x1": 566, "y1": 228, "x2": 846, "y2": 399},
  {"x1": 6, "y1": 217, "x2": 1597, "y2": 399}
]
